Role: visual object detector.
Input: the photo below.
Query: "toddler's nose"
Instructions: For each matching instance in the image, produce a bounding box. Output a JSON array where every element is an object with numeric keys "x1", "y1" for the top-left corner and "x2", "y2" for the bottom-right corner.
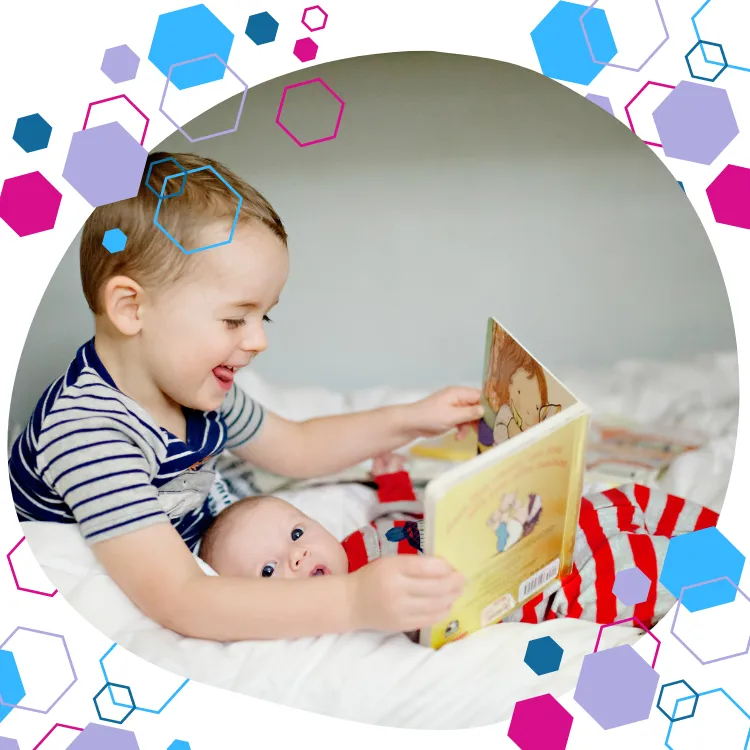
[{"x1": 241, "y1": 321, "x2": 268, "y2": 354}]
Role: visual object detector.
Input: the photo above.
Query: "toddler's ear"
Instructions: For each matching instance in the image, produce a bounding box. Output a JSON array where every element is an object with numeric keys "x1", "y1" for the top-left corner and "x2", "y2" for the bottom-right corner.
[{"x1": 102, "y1": 275, "x2": 145, "y2": 336}]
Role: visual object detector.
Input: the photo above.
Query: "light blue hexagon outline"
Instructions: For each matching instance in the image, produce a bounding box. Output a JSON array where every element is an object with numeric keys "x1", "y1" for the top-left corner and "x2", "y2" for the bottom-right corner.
[
  {"x1": 100, "y1": 644, "x2": 189, "y2": 714},
  {"x1": 692, "y1": 0, "x2": 750, "y2": 72},
  {"x1": 152, "y1": 165, "x2": 243, "y2": 255},
  {"x1": 94, "y1": 682, "x2": 135, "y2": 725},
  {"x1": 665, "y1": 688, "x2": 750, "y2": 750}
]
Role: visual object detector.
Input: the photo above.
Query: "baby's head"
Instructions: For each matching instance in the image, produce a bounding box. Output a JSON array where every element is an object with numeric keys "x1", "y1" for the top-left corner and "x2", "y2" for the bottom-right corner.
[
  {"x1": 199, "y1": 495, "x2": 349, "y2": 579},
  {"x1": 80, "y1": 152, "x2": 289, "y2": 412}
]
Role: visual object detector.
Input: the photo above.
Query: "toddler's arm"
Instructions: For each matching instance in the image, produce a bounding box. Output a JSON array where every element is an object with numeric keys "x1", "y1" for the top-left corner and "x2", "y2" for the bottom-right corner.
[
  {"x1": 93, "y1": 524, "x2": 464, "y2": 640},
  {"x1": 229, "y1": 386, "x2": 484, "y2": 480}
]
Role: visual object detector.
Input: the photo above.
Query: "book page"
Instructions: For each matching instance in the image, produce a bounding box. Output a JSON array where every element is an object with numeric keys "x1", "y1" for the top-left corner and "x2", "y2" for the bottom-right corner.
[
  {"x1": 478, "y1": 318, "x2": 578, "y2": 454},
  {"x1": 424, "y1": 411, "x2": 588, "y2": 649}
]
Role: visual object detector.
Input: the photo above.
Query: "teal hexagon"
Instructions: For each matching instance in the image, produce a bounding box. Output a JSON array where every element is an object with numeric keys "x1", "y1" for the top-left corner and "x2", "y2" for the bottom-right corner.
[
  {"x1": 0, "y1": 651, "x2": 25, "y2": 723},
  {"x1": 524, "y1": 636, "x2": 564, "y2": 676},
  {"x1": 148, "y1": 4, "x2": 234, "y2": 90},
  {"x1": 531, "y1": 1, "x2": 617, "y2": 86},
  {"x1": 659, "y1": 527, "x2": 745, "y2": 612}
]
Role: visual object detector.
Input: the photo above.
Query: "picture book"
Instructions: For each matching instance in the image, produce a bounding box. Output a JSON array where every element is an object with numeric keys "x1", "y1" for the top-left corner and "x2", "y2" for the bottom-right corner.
[{"x1": 419, "y1": 318, "x2": 591, "y2": 649}]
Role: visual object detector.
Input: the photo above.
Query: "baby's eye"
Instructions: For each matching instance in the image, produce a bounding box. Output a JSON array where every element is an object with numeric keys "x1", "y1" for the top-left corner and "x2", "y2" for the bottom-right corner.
[
  {"x1": 291, "y1": 527, "x2": 304, "y2": 541},
  {"x1": 223, "y1": 318, "x2": 246, "y2": 330},
  {"x1": 261, "y1": 562, "x2": 277, "y2": 578},
  {"x1": 263, "y1": 315, "x2": 273, "y2": 323}
]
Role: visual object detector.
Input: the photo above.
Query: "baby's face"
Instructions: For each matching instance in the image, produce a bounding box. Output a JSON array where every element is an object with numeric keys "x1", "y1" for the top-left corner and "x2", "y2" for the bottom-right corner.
[
  {"x1": 137, "y1": 221, "x2": 289, "y2": 413},
  {"x1": 213, "y1": 497, "x2": 349, "y2": 579}
]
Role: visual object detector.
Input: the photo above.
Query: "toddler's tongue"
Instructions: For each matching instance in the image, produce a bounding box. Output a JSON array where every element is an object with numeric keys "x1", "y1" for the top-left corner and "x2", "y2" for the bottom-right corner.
[{"x1": 213, "y1": 366, "x2": 234, "y2": 388}]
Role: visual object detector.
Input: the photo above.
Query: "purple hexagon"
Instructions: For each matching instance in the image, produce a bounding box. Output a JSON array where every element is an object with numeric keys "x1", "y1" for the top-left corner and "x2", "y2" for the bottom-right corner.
[
  {"x1": 671, "y1": 577, "x2": 750, "y2": 665},
  {"x1": 62, "y1": 122, "x2": 148, "y2": 207},
  {"x1": 0, "y1": 627, "x2": 77, "y2": 714},
  {"x1": 586, "y1": 93, "x2": 614, "y2": 115},
  {"x1": 613, "y1": 567, "x2": 651, "y2": 606},
  {"x1": 294, "y1": 37, "x2": 318, "y2": 63},
  {"x1": 160, "y1": 54, "x2": 248, "y2": 143},
  {"x1": 508, "y1": 694, "x2": 573, "y2": 750},
  {"x1": 67, "y1": 723, "x2": 139, "y2": 750},
  {"x1": 101, "y1": 45, "x2": 140, "y2": 84},
  {"x1": 302, "y1": 5, "x2": 328, "y2": 32},
  {"x1": 0, "y1": 172, "x2": 62, "y2": 238},
  {"x1": 653, "y1": 80, "x2": 739, "y2": 165},
  {"x1": 581, "y1": 0, "x2": 669, "y2": 72},
  {"x1": 0, "y1": 738, "x2": 20, "y2": 750},
  {"x1": 707, "y1": 165, "x2": 750, "y2": 231},
  {"x1": 276, "y1": 77, "x2": 345, "y2": 147},
  {"x1": 573, "y1": 644, "x2": 659, "y2": 729}
]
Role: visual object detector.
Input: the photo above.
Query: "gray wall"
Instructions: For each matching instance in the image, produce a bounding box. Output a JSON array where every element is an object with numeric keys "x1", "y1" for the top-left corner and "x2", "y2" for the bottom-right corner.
[{"x1": 11, "y1": 52, "x2": 734, "y2": 426}]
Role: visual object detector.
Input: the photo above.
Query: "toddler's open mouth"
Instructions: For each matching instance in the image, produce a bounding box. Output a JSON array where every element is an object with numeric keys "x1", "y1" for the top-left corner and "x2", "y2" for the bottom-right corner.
[
  {"x1": 212, "y1": 365, "x2": 236, "y2": 391},
  {"x1": 310, "y1": 565, "x2": 330, "y2": 577}
]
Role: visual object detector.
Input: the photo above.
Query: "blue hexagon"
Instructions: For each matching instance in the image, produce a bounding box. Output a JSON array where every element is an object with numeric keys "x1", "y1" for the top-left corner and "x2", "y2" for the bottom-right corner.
[
  {"x1": 245, "y1": 11, "x2": 279, "y2": 45},
  {"x1": 657, "y1": 679, "x2": 699, "y2": 721},
  {"x1": 102, "y1": 228, "x2": 127, "y2": 254},
  {"x1": 168, "y1": 742, "x2": 191, "y2": 750},
  {"x1": 93, "y1": 683, "x2": 135, "y2": 725},
  {"x1": 531, "y1": 1, "x2": 617, "y2": 86},
  {"x1": 0, "y1": 650, "x2": 25, "y2": 723},
  {"x1": 12, "y1": 114, "x2": 52, "y2": 153},
  {"x1": 524, "y1": 636, "x2": 564, "y2": 676},
  {"x1": 148, "y1": 4, "x2": 234, "y2": 90},
  {"x1": 659, "y1": 527, "x2": 745, "y2": 612}
]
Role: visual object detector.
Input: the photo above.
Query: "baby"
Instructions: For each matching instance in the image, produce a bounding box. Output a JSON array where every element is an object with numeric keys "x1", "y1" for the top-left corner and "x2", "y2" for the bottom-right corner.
[{"x1": 199, "y1": 454, "x2": 423, "y2": 580}]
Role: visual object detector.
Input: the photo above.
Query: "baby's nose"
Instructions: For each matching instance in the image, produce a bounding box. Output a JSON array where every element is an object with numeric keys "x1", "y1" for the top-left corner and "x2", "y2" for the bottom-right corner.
[{"x1": 290, "y1": 547, "x2": 309, "y2": 569}]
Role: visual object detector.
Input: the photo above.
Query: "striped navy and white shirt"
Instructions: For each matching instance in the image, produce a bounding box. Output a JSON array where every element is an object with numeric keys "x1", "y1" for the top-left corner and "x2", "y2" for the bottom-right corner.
[{"x1": 9, "y1": 339, "x2": 264, "y2": 551}]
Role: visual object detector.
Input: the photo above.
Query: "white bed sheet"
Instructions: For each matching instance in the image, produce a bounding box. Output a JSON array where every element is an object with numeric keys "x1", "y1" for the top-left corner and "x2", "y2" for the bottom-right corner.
[{"x1": 22, "y1": 351, "x2": 738, "y2": 729}]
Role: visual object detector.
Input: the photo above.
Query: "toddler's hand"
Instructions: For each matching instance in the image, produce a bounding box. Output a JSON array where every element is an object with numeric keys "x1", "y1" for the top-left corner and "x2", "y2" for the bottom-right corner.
[
  {"x1": 406, "y1": 386, "x2": 484, "y2": 440},
  {"x1": 347, "y1": 555, "x2": 465, "y2": 633}
]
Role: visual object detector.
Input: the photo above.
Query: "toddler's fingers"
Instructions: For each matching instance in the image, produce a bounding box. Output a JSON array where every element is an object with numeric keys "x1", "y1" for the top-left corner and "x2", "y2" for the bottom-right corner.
[{"x1": 399, "y1": 555, "x2": 457, "y2": 579}]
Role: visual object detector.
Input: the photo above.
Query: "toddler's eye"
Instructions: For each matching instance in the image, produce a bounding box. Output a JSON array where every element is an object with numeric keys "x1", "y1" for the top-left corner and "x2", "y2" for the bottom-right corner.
[
  {"x1": 263, "y1": 315, "x2": 273, "y2": 323},
  {"x1": 224, "y1": 318, "x2": 246, "y2": 329},
  {"x1": 291, "y1": 527, "x2": 304, "y2": 541},
  {"x1": 261, "y1": 562, "x2": 276, "y2": 578}
]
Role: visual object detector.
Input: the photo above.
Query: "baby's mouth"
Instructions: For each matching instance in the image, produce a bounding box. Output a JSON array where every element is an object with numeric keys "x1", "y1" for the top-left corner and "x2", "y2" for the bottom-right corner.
[
  {"x1": 310, "y1": 565, "x2": 330, "y2": 577},
  {"x1": 212, "y1": 365, "x2": 237, "y2": 391}
]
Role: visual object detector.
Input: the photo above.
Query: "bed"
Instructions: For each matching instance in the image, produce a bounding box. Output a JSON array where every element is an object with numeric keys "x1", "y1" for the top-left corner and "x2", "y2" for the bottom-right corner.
[{"x1": 19, "y1": 351, "x2": 737, "y2": 729}]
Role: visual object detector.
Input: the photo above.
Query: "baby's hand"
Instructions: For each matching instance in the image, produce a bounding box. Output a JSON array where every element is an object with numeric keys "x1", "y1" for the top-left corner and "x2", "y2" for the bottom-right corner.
[
  {"x1": 346, "y1": 556, "x2": 464, "y2": 633},
  {"x1": 371, "y1": 453, "x2": 406, "y2": 477},
  {"x1": 406, "y1": 387, "x2": 484, "y2": 440}
]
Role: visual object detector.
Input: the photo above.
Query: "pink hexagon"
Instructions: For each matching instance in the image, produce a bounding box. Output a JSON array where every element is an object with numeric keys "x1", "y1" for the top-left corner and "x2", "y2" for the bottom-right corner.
[
  {"x1": 6, "y1": 537, "x2": 57, "y2": 597},
  {"x1": 594, "y1": 616, "x2": 661, "y2": 669},
  {"x1": 276, "y1": 77, "x2": 345, "y2": 147},
  {"x1": 625, "y1": 80, "x2": 675, "y2": 148},
  {"x1": 707, "y1": 165, "x2": 750, "y2": 231},
  {"x1": 0, "y1": 172, "x2": 62, "y2": 238},
  {"x1": 294, "y1": 37, "x2": 318, "y2": 63},
  {"x1": 302, "y1": 5, "x2": 328, "y2": 32},
  {"x1": 508, "y1": 694, "x2": 573, "y2": 750}
]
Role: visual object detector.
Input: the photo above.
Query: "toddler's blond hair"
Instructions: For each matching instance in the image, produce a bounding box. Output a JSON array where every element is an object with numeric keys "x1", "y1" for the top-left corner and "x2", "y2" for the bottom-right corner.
[{"x1": 80, "y1": 151, "x2": 287, "y2": 314}]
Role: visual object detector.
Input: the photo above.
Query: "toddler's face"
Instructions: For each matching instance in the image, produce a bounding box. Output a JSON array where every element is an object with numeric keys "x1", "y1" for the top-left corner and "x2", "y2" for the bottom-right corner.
[
  {"x1": 211, "y1": 497, "x2": 349, "y2": 579},
  {"x1": 139, "y1": 221, "x2": 289, "y2": 413}
]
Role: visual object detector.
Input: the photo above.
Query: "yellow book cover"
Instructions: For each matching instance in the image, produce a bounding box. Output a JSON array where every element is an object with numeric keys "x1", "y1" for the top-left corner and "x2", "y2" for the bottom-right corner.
[{"x1": 420, "y1": 318, "x2": 591, "y2": 649}]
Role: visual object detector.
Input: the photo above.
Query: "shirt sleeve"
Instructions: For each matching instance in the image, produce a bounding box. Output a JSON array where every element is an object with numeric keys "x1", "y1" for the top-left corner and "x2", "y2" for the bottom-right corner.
[
  {"x1": 36, "y1": 412, "x2": 169, "y2": 544},
  {"x1": 220, "y1": 383, "x2": 265, "y2": 449}
]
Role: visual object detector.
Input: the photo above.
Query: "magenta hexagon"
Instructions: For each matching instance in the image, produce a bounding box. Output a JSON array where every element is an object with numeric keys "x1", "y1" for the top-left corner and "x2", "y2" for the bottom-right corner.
[
  {"x1": 294, "y1": 37, "x2": 318, "y2": 63},
  {"x1": 573, "y1": 644, "x2": 659, "y2": 729},
  {"x1": 62, "y1": 122, "x2": 148, "y2": 208},
  {"x1": 508, "y1": 693, "x2": 573, "y2": 750},
  {"x1": 707, "y1": 165, "x2": 750, "y2": 231},
  {"x1": 0, "y1": 172, "x2": 62, "y2": 238},
  {"x1": 276, "y1": 78, "x2": 345, "y2": 147},
  {"x1": 302, "y1": 5, "x2": 328, "y2": 32},
  {"x1": 653, "y1": 81, "x2": 739, "y2": 165}
]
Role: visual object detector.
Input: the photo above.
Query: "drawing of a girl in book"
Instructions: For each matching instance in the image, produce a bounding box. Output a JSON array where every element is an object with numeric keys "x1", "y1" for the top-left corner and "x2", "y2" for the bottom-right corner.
[{"x1": 480, "y1": 329, "x2": 562, "y2": 448}]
